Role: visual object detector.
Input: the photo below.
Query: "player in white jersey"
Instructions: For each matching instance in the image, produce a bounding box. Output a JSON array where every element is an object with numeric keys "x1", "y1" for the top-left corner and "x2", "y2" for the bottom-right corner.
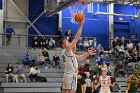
[
  {"x1": 95, "y1": 68, "x2": 111, "y2": 93},
  {"x1": 59, "y1": 20, "x2": 95, "y2": 93}
]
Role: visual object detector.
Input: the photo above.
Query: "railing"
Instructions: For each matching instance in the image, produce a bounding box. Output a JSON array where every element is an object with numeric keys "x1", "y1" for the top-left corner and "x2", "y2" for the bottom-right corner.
[
  {"x1": 0, "y1": 33, "x2": 61, "y2": 47},
  {"x1": 0, "y1": 33, "x2": 95, "y2": 47},
  {"x1": 2, "y1": 33, "x2": 140, "y2": 48},
  {"x1": 109, "y1": 38, "x2": 140, "y2": 50}
]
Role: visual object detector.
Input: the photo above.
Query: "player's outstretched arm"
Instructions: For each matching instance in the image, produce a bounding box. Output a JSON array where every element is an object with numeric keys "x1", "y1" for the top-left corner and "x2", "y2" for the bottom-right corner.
[
  {"x1": 76, "y1": 47, "x2": 95, "y2": 61},
  {"x1": 95, "y1": 77, "x2": 101, "y2": 90},
  {"x1": 107, "y1": 76, "x2": 111, "y2": 87},
  {"x1": 69, "y1": 20, "x2": 84, "y2": 48}
]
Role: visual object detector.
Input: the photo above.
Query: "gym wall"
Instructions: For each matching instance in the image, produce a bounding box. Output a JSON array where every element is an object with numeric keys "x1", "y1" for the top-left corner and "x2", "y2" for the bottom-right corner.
[
  {"x1": 114, "y1": 4, "x2": 140, "y2": 39},
  {"x1": 28, "y1": 0, "x2": 58, "y2": 46},
  {"x1": 3, "y1": 0, "x2": 28, "y2": 46}
]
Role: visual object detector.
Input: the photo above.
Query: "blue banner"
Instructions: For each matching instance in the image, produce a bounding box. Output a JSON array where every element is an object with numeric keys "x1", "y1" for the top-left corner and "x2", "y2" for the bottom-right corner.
[{"x1": 0, "y1": 0, "x2": 2, "y2": 9}]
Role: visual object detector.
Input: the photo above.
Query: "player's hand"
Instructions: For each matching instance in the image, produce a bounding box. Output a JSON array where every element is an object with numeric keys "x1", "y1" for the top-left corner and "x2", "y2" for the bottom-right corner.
[
  {"x1": 136, "y1": 80, "x2": 140, "y2": 83},
  {"x1": 79, "y1": 19, "x2": 85, "y2": 26},
  {"x1": 95, "y1": 86, "x2": 98, "y2": 90},
  {"x1": 91, "y1": 89, "x2": 94, "y2": 93},
  {"x1": 87, "y1": 47, "x2": 96, "y2": 56}
]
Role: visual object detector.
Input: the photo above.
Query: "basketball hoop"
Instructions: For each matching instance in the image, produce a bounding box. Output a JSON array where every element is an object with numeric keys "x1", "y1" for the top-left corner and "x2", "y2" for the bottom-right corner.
[{"x1": 69, "y1": 0, "x2": 88, "y2": 23}]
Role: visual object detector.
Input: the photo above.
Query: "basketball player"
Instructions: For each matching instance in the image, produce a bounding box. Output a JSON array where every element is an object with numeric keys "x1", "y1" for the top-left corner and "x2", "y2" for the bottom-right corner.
[
  {"x1": 95, "y1": 68, "x2": 111, "y2": 93},
  {"x1": 59, "y1": 20, "x2": 95, "y2": 93},
  {"x1": 126, "y1": 68, "x2": 140, "y2": 93}
]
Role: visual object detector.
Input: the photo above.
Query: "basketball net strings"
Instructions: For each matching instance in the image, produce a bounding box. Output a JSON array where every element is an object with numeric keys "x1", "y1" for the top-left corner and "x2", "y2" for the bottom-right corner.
[{"x1": 69, "y1": 2, "x2": 86, "y2": 23}]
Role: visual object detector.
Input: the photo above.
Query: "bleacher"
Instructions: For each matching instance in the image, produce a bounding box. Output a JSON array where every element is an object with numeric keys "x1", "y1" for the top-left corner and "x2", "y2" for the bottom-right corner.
[{"x1": 0, "y1": 46, "x2": 139, "y2": 93}]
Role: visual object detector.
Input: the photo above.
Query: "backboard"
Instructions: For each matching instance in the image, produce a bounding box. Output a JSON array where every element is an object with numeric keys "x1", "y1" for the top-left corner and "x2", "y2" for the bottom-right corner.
[
  {"x1": 45, "y1": 0, "x2": 77, "y2": 17},
  {"x1": 45, "y1": 0, "x2": 105, "y2": 17}
]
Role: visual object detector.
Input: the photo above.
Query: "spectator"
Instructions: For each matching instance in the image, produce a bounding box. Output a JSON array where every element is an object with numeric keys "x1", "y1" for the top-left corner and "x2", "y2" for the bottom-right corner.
[
  {"x1": 84, "y1": 60, "x2": 91, "y2": 71},
  {"x1": 31, "y1": 36, "x2": 38, "y2": 50},
  {"x1": 126, "y1": 68, "x2": 140, "y2": 93},
  {"x1": 118, "y1": 37, "x2": 125, "y2": 46},
  {"x1": 101, "y1": 61, "x2": 108, "y2": 72},
  {"x1": 97, "y1": 44, "x2": 104, "y2": 56},
  {"x1": 96, "y1": 55, "x2": 105, "y2": 65},
  {"x1": 91, "y1": 37, "x2": 98, "y2": 48},
  {"x1": 85, "y1": 72, "x2": 93, "y2": 93},
  {"x1": 57, "y1": 27, "x2": 63, "y2": 40},
  {"x1": 76, "y1": 73, "x2": 86, "y2": 93},
  {"x1": 5, "y1": 63, "x2": 14, "y2": 82},
  {"x1": 83, "y1": 37, "x2": 89, "y2": 51},
  {"x1": 42, "y1": 48, "x2": 51, "y2": 64},
  {"x1": 112, "y1": 37, "x2": 118, "y2": 50},
  {"x1": 117, "y1": 43, "x2": 125, "y2": 59},
  {"x1": 23, "y1": 51, "x2": 35, "y2": 67},
  {"x1": 104, "y1": 54, "x2": 111, "y2": 66},
  {"x1": 14, "y1": 63, "x2": 26, "y2": 83},
  {"x1": 65, "y1": 28, "x2": 73, "y2": 42},
  {"x1": 126, "y1": 40, "x2": 133, "y2": 49},
  {"x1": 137, "y1": 43, "x2": 140, "y2": 61},
  {"x1": 108, "y1": 62, "x2": 115, "y2": 75},
  {"x1": 124, "y1": 48, "x2": 132, "y2": 63},
  {"x1": 39, "y1": 36, "x2": 48, "y2": 49},
  {"x1": 110, "y1": 72, "x2": 121, "y2": 92},
  {"x1": 131, "y1": 46, "x2": 138, "y2": 62},
  {"x1": 112, "y1": 37, "x2": 119, "y2": 55},
  {"x1": 48, "y1": 37, "x2": 56, "y2": 50},
  {"x1": 116, "y1": 61, "x2": 125, "y2": 77},
  {"x1": 130, "y1": 34, "x2": 136, "y2": 40},
  {"x1": 92, "y1": 73, "x2": 100, "y2": 93},
  {"x1": 117, "y1": 44, "x2": 125, "y2": 53},
  {"x1": 37, "y1": 53, "x2": 48, "y2": 69},
  {"x1": 52, "y1": 52, "x2": 60, "y2": 68},
  {"x1": 95, "y1": 63, "x2": 102, "y2": 75},
  {"x1": 5, "y1": 25, "x2": 15, "y2": 46},
  {"x1": 29, "y1": 65, "x2": 40, "y2": 82},
  {"x1": 78, "y1": 64, "x2": 87, "y2": 77},
  {"x1": 77, "y1": 37, "x2": 83, "y2": 51},
  {"x1": 89, "y1": 39, "x2": 93, "y2": 47},
  {"x1": 128, "y1": 48, "x2": 137, "y2": 62}
]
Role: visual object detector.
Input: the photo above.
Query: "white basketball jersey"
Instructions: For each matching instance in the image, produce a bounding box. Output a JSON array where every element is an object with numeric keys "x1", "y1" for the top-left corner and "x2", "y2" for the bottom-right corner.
[
  {"x1": 62, "y1": 49, "x2": 78, "y2": 76},
  {"x1": 100, "y1": 76, "x2": 109, "y2": 87},
  {"x1": 100, "y1": 76, "x2": 111, "y2": 93}
]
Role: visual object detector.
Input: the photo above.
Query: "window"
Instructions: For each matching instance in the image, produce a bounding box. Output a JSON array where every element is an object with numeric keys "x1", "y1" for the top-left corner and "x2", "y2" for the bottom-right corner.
[{"x1": 87, "y1": 3, "x2": 94, "y2": 13}]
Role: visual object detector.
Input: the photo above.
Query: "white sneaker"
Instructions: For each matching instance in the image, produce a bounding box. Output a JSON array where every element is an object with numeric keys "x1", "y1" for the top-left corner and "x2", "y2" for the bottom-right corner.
[
  {"x1": 119, "y1": 90, "x2": 121, "y2": 93},
  {"x1": 45, "y1": 67, "x2": 48, "y2": 69}
]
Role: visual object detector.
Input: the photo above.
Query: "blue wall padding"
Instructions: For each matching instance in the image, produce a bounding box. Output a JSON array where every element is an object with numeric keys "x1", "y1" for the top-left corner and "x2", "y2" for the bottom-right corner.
[
  {"x1": 0, "y1": 0, "x2": 2, "y2": 9},
  {"x1": 134, "y1": 19, "x2": 140, "y2": 39},
  {"x1": 114, "y1": 4, "x2": 140, "y2": 39}
]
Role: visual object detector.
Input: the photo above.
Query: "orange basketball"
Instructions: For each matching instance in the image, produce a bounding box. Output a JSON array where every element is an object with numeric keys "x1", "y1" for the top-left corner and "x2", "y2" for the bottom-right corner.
[{"x1": 74, "y1": 13, "x2": 85, "y2": 23}]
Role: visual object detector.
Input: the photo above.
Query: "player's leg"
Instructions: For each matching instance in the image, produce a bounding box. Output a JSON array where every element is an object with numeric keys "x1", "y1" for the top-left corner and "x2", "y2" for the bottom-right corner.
[
  {"x1": 62, "y1": 89, "x2": 68, "y2": 93},
  {"x1": 62, "y1": 75, "x2": 77, "y2": 93},
  {"x1": 62, "y1": 90, "x2": 76, "y2": 93}
]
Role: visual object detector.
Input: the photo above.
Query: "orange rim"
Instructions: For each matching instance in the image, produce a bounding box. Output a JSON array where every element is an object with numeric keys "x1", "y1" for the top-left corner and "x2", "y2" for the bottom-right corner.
[{"x1": 77, "y1": 0, "x2": 89, "y2": 5}]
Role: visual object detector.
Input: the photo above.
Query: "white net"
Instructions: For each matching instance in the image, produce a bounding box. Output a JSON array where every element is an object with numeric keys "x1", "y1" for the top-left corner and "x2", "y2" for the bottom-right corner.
[{"x1": 69, "y1": 1, "x2": 87, "y2": 23}]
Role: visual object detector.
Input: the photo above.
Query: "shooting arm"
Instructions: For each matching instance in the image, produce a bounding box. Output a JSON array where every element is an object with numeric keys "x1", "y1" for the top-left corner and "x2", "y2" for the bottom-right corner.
[
  {"x1": 107, "y1": 76, "x2": 111, "y2": 87},
  {"x1": 69, "y1": 22, "x2": 84, "y2": 48}
]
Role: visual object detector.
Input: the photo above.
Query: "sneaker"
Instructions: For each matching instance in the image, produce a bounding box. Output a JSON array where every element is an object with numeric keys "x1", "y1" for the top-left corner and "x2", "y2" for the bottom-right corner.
[
  {"x1": 119, "y1": 90, "x2": 121, "y2": 93},
  {"x1": 45, "y1": 67, "x2": 48, "y2": 69}
]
